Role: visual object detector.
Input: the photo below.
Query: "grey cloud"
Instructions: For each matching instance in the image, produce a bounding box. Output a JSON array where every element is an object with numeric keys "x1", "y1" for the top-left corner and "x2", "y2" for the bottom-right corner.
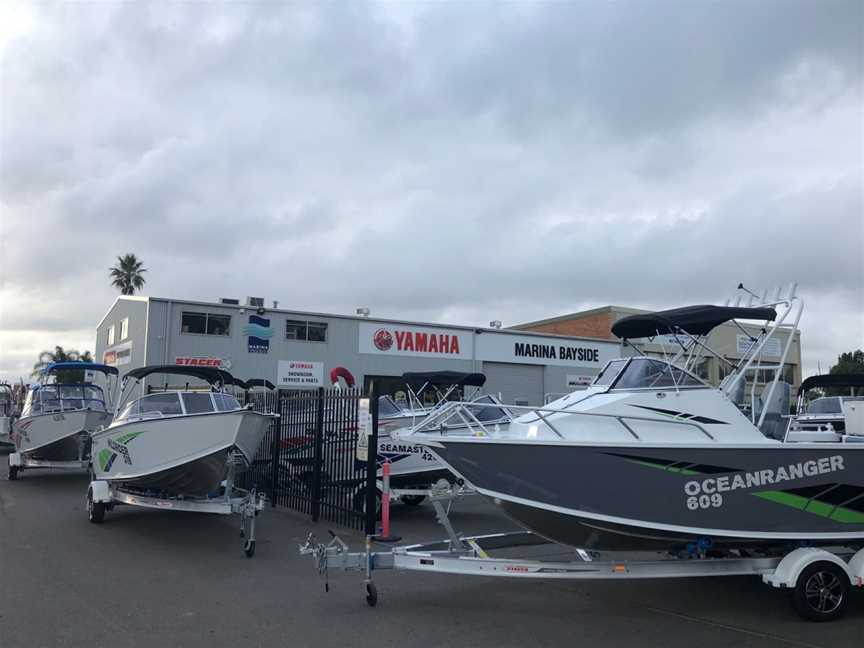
[{"x1": 0, "y1": 1, "x2": 861, "y2": 381}]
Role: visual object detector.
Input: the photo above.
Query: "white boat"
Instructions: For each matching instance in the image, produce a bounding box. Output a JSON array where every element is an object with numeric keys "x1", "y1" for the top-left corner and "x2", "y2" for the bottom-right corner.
[
  {"x1": 8, "y1": 363, "x2": 118, "y2": 479},
  {"x1": 785, "y1": 374, "x2": 864, "y2": 442},
  {"x1": 87, "y1": 365, "x2": 278, "y2": 556},
  {"x1": 0, "y1": 383, "x2": 15, "y2": 448},
  {"x1": 376, "y1": 371, "x2": 511, "y2": 495}
]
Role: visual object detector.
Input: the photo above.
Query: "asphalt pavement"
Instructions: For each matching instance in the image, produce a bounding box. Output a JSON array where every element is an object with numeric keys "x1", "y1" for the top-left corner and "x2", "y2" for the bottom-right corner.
[{"x1": 1, "y1": 456, "x2": 862, "y2": 648}]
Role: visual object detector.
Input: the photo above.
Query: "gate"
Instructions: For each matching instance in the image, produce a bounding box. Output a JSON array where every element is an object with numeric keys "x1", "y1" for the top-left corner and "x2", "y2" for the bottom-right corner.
[{"x1": 243, "y1": 387, "x2": 379, "y2": 534}]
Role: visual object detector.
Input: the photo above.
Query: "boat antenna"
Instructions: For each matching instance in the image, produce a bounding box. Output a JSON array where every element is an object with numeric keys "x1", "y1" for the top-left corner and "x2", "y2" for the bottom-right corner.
[{"x1": 737, "y1": 283, "x2": 760, "y2": 300}]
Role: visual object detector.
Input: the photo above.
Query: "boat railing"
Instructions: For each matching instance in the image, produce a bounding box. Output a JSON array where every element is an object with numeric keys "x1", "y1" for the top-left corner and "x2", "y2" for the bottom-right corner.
[{"x1": 409, "y1": 400, "x2": 715, "y2": 442}]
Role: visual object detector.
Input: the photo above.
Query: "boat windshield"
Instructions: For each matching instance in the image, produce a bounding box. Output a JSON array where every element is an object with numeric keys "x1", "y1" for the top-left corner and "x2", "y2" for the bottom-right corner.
[
  {"x1": 593, "y1": 360, "x2": 628, "y2": 387},
  {"x1": 378, "y1": 396, "x2": 405, "y2": 418},
  {"x1": 465, "y1": 395, "x2": 509, "y2": 423},
  {"x1": 116, "y1": 391, "x2": 241, "y2": 422},
  {"x1": 25, "y1": 384, "x2": 107, "y2": 415},
  {"x1": 807, "y1": 396, "x2": 864, "y2": 415},
  {"x1": 611, "y1": 358, "x2": 704, "y2": 390},
  {"x1": 807, "y1": 397, "x2": 843, "y2": 415}
]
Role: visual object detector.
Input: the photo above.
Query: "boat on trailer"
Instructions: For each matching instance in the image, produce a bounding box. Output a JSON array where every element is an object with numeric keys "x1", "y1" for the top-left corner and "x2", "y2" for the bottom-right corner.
[
  {"x1": 8, "y1": 362, "x2": 118, "y2": 479},
  {"x1": 376, "y1": 371, "x2": 510, "y2": 502},
  {"x1": 0, "y1": 383, "x2": 16, "y2": 448},
  {"x1": 301, "y1": 284, "x2": 864, "y2": 621},
  {"x1": 87, "y1": 364, "x2": 278, "y2": 557}
]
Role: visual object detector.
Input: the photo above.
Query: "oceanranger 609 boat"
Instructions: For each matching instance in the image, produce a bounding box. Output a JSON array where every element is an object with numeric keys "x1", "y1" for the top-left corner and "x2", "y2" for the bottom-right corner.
[{"x1": 401, "y1": 284, "x2": 864, "y2": 551}]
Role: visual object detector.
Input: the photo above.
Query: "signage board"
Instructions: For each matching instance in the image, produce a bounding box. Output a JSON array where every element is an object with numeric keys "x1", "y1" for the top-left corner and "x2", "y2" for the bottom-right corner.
[
  {"x1": 737, "y1": 335, "x2": 782, "y2": 358},
  {"x1": 244, "y1": 314, "x2": 272, "y2": 354},
  {"x1": 566, "y1": 374, "x2": 593, "y2": 388},
  {"x1": 476, "y1": 333, "x2": 618, "y2": 369},
  {"x1": 358, "y1": 322, "x2": 473, "y2": 359},
  {"x1": 277, "y1": 360, "x2": 324, "y2": 388},
  {"x1": 102, "y1": 341, "x2": 133, "y2": 367},
  {"x1": 356, "y1": 398, "x2": 371, "y2": 461},
  {"x1": 175, "y1": 356, "x2": 232, "y2": 369}
]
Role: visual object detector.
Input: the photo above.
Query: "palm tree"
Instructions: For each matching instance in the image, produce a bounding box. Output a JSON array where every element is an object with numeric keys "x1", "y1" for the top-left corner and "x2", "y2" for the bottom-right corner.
[
  {"x1": 32, "y1": 346, "x2": 93, "y2": 381},
  {"x1": 109, "y1": 254, "x2": 147, "y2": 295}
]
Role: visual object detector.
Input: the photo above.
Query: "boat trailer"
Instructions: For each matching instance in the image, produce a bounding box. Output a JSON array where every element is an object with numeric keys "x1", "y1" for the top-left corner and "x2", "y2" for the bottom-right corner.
[
  {"x1": 87, "y1": 455, "x2": 266, "y2": 557},
  {"x1": 301, "y1": 490, "x2": 864, "y2": 621}
]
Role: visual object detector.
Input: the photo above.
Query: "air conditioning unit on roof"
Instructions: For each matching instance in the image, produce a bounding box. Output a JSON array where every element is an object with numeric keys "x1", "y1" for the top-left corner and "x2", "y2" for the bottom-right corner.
[{"x1": 246, "y1": 297, "x2": 265, "y2": 308}]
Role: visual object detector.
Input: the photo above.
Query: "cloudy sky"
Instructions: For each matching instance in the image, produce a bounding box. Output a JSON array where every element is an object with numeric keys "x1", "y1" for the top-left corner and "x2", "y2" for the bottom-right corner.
[{"x1": 1, "y1": 1, "x2": 861, "y2": 382}]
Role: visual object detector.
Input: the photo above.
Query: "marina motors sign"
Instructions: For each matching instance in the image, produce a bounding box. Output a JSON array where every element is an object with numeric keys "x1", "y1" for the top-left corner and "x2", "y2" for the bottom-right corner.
[{"x1": 359, "y1": 322, "x2": 472, "y2": 359}]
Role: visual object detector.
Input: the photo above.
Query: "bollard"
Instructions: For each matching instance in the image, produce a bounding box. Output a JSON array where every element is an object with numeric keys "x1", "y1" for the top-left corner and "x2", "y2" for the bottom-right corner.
[{"x1": 374, "y1": 460, "x2": 401, "y2": 543}]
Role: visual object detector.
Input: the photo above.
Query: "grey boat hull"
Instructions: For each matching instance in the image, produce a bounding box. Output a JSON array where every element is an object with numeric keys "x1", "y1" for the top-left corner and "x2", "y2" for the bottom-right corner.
[{"x1": 424, "y1": 441, "x2": 864, "y2": 550}]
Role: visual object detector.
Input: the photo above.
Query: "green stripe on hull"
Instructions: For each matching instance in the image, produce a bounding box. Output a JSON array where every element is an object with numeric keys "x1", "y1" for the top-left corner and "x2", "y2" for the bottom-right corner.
[{"x1": 754, "y1": 491, "x2": 864, "y2": 524}]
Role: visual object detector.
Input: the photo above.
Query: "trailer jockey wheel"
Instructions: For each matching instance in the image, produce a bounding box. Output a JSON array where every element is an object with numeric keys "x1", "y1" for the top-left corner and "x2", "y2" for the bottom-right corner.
[
  {"x1": 8, "y1": 465, "x2": 18, "y2": 480},
  {"x1": 365, "y1": 582, "x2": 378, "y2": 607},
  {"x1": 244, "y1": 539, "x2": 256, "y2": 558},
  {"x1": 793, "y1": 562, "x2": 850, "y2": 622}
]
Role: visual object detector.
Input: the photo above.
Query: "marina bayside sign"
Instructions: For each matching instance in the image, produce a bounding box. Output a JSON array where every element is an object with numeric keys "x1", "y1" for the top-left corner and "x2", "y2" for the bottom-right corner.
[{"x1": 359, "y1": 322, "x2": 618, "y2": 368}]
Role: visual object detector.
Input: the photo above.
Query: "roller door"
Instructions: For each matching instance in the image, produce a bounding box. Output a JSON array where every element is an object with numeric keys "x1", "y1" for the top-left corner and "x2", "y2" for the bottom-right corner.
[{"x1": 482, "y1": 362, "x2": 544, "y2": 406}]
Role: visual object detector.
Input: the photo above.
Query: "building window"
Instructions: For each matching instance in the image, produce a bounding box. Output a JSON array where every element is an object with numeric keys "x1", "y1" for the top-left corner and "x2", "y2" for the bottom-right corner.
[
  {"x1": 107, "y1": 325, "x2": 115, "y2": 346},
  {"x1": 286, "y1": 319, "x2": 328, "y2": 342},
  {"x1": 120, "y1": 318, "x2": 129, "y2": 341},
  {"x1": 181, "y1": 312, "x2": 231, "y2": 336}
]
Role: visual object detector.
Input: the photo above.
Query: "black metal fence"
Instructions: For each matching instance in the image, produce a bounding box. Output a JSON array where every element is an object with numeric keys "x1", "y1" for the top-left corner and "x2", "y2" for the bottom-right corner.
[{"x1": 242, "y1": 387, "x2": 378, "y2": 534}]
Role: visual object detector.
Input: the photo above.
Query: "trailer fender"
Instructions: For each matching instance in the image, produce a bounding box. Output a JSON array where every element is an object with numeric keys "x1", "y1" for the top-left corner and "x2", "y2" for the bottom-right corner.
[
  {"x1": 8, "y1": 452, "x2": 22, "y2": 467},
  {"x1": 89, "y1": 480, "x2": 112, "y2": 504},
  {"x1": 848, "y1": 548, "x2": 864, "y2": 588},
  {"x1": 763, "y1": 548, "x2": 851, "y2": 589}
]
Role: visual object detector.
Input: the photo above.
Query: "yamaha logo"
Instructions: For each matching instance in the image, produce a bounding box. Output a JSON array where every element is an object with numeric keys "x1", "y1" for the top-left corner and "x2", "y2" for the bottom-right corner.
[{"x1": 373, "y1": 328, "x2": 393, "y2": 351}]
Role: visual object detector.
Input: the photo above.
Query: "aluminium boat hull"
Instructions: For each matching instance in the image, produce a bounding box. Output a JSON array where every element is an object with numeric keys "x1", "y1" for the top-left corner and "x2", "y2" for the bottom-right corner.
[
  {"x1": 13, "y1": 409, "x2": 111, "y2": 457},
  {"x1": 422, "y1": 440, "x2": 864, "y2": 550},
  {"x1": 91, "y1": 409, "x2": 273, "y2": 497}
]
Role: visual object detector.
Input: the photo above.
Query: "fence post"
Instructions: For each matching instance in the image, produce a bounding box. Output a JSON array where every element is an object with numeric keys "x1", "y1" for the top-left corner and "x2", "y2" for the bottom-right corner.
[
  {"x1": 311, "y1": 387, "x2": 325, "y2": 523},
  {"x1": 269, "y1": 392, "x2": 282, "y2": 507},
  {"x1": 364, "y1": 381, "x2": 380, "y2": 536}
]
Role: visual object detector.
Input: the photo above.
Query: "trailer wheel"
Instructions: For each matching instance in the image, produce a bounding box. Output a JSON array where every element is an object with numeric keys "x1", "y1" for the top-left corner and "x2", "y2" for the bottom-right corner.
[
  {"x1": 365, "y1": 582, "x2": 378, "y2": 607},
  {"x1": 8, "y1": 465, "x2": 18, "y2": 481},
  {"x1": 400, "y1": 495, "x2": 426, "y2": 506},
  {"x1": 244, "y1": 540, "x2": 256, "y2": 558},
  {"x1": 87, "y1": 489, "x2": 105, "y2": 524},
  {"x1": 792, "y1": 562, "x2": 850, "y2": 622},
  {"x1": 353, "y1": 489, "x2": 382, "y2": 521}
]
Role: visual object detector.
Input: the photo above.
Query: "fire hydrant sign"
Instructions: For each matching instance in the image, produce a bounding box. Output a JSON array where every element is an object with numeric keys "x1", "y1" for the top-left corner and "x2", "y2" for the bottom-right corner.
[{"x1": 277, "y1": 360, "x2": 324, "y2": 388}]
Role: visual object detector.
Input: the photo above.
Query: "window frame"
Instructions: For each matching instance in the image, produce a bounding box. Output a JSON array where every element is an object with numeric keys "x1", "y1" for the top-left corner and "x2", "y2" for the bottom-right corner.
[
  {"x1": 120, "y1": 317, "x2": 129, "y2": 341},
  {"x1": 107, "y1": 324, "x2": 115, "y2": 346},
  {"x1": 285, "y1": 319, "x2": 328, "y2": 343},
  {"x1": 180, "y1": 311, "x2": 232, "y2": 337}
]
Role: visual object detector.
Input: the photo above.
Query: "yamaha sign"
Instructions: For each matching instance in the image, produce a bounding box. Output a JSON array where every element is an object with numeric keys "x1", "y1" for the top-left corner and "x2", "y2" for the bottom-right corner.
[{"x1": 359, "y1": 322, "x2": 618, "y2": 368}]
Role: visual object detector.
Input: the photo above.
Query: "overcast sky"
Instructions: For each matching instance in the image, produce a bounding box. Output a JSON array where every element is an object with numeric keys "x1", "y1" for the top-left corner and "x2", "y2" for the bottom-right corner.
[{"x1": 1, "y1": 1, "x2": 862, "y2": 382}]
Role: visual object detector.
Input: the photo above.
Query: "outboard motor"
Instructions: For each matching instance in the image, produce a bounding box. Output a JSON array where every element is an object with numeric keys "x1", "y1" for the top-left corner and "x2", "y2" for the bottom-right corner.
[{"x1": 756, "y1": 382, "x2": 791, "y2": 440}]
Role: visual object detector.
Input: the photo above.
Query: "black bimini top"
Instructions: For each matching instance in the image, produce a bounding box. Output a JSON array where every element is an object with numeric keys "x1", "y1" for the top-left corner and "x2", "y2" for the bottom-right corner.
[
  {"x1": 124, "y1": 364, "x2": 239, "y2": 387},
  {"x1": 402, "y1": 371, "x2": 487, "y2": 388},
  {"x1": 611, "y1": 305, "x2": 777, "y2": 339},
  {"x1": 798, "y1": 374, "x2": 864, "y2": 396}
]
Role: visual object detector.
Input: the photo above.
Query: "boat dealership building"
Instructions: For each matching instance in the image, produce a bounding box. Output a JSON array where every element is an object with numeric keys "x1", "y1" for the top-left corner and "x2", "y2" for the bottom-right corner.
[{"x1": 95, "y1": 296, "x2": 623, "y2": 405}]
